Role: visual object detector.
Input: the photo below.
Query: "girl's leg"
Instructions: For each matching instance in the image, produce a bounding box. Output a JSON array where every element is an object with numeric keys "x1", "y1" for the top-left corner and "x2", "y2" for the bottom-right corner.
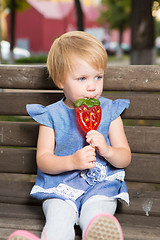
[
  {"x1": 79, "y1": 196, "x2": 117, "y2": 238},
  {"x1": 41, "y1": 199, "x2": 77, "y2": 240}
]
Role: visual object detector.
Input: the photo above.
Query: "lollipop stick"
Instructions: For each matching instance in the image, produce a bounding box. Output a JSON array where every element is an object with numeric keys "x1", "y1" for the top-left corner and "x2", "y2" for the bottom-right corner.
[{"x1": 90, "y1": 112, "x2": 92, "y2": 130}]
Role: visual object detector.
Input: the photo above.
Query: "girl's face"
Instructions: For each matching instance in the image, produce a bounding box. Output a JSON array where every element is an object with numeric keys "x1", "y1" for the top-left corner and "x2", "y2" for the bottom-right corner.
[{"x1": 59, "y1": 56, "x2": 104, "y2": 109}]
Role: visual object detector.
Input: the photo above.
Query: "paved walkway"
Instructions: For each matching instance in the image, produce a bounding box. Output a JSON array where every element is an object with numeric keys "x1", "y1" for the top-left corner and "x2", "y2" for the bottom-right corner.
[{"x1": 108, "y1": 57, "x2": 160, "y2": 66}]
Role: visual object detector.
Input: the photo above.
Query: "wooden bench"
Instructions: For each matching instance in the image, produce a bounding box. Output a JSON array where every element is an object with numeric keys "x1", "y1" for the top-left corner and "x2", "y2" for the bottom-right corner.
[{"x1": 0, "y1": 64, "x2": 160, "y2": 240}]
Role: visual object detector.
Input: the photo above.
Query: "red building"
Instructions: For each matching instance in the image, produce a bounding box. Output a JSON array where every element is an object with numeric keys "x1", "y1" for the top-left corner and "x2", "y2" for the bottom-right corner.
[{"x1": 7, "y1": 0, "x2": 101, "y2": 53}]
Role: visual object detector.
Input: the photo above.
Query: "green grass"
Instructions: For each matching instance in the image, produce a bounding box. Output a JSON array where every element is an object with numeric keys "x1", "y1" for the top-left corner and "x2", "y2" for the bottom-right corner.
[
  {"x1": 15, "y1": 55, "x2": 47, "y2": 64},
  {"x1": 108, "y1": 54, "x2": 129, "y2": 62},
  {"x1": 123, "y1": 119, "x2": 160, "y2": 127},
  {"x1": 1, "y1": 115, "x2": 160, "y2": 127},
  {"x1": 0, "y1": 116, "x2": 33, "y2": 122}
]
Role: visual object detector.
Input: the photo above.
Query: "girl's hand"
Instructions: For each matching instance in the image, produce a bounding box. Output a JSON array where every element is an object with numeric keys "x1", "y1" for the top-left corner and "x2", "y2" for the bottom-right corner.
[
  {"x1": 86, "y1": 117, "x2": 131, "y2": 169},
  {"x1": 86, "y1": 130, "x2": 108, "y2": 157},
  {"x1": 72, "y1": 145, "x2": 96, "y2": 170}
]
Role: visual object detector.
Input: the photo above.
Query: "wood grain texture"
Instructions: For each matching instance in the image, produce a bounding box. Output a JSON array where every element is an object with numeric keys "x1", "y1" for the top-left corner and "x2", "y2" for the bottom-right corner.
[
  {"x1": 0, "y1": 65, "x2": 160, "y2": 240},
  {"x1": 0, "y1": 148, "x2": 37, "y2": 174},
  {"x1": 0, "y1": 180, "x2": 159, "y2": 216},
  {"x1": 1, "y1": 92, "x2": 160, "y2": 120},
  {"x1": 0, "y1": 92, "x2": 64, "y2": 116},
  {"x1": 0, "y1": 65, "x2": 160, "y2": 91},
  {"x1": 0, "y1": 149, "x2": 160, "y2": 184},
  {"x1": 0, "y1": 65, "x2": 55, "y2": 90},
  {"x1": 0, "y1": 214, "x2": 159, "y2": 240},
  {"x1": 1, "y1": 122, "x2": 160, "y2": 154},
  {"x1": 0, "y1": 204, "x2": 160, "y2": 239},
  {"x1": 104, "y1": 65, "x2": 160, "y2": 91}
]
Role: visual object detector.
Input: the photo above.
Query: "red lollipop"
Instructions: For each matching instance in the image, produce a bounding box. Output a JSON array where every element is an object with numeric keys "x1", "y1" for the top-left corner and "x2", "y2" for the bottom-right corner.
[{"x1": 75, "y1": 98, "x2": 102, "y2": 133}]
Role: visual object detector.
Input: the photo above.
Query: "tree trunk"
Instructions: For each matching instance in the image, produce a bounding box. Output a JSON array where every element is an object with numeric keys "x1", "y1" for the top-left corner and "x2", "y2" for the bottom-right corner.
[
  {"x1": 131, "y1": 0, "x2": 155, "y2": 64},
  {"x1": 74, "y1": 0, "x2": 84, "y2": 31},
  {"x1": 116, "y1": 28, "x2": 123, "y2": 59},
  {"x1": 9, "y1": 0, "x2": 16, "y2": 64},
  {"x1": 0, "y1": 1, "x2": 2, "y2": 63}
]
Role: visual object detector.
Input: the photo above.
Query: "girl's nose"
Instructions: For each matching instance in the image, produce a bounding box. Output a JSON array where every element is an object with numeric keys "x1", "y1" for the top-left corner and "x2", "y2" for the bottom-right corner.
[{"x1": 87, "y1": 80, "x2": 96, "y2": 91}]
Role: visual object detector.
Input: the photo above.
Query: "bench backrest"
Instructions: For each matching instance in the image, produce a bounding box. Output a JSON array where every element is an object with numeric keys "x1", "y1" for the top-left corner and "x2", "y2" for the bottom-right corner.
[{"x1": 0, "y1": 65, "x2": 160, "y2": 217}]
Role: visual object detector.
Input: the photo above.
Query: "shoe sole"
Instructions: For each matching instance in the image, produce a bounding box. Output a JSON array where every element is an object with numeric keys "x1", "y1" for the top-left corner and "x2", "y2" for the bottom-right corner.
[
  {"x1": 84, "y1": 214, "x2": 123, "y2": 240},
  {"x1": 8, "y1": 230, "x2": 40, "y2": 240},
  {"x1": 9, "y1": 237, "x2": 30, "y2": 240}
]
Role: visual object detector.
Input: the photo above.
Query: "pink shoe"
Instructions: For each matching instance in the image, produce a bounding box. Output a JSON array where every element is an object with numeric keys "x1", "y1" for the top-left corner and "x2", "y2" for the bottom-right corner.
[
  {"x1": 8, "y1": 230, "x2": 40, "y2": 240},
  {"x1": 83, "y1": 213, "x2": 124, "y2": 240}
]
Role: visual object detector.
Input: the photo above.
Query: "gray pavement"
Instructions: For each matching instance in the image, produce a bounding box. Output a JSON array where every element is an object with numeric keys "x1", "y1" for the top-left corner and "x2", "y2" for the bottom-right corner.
[{"x1": 108, "y1": 57, "x2": 160, "y2": 66}]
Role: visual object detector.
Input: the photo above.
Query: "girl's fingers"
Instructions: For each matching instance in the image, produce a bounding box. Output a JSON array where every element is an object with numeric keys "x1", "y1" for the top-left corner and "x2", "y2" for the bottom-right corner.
[{"x1": 88, "y1": 161, "x2": 96, "y2": 169}]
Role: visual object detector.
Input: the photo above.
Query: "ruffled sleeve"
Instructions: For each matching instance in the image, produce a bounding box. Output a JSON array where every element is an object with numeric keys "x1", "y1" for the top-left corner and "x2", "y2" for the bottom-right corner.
[
  {"x1": 26, "y1": 104, "x2": 53, "y2": 128},
  {"x1": 111, "y1": 99, "x2": 130, "y2": 121}
]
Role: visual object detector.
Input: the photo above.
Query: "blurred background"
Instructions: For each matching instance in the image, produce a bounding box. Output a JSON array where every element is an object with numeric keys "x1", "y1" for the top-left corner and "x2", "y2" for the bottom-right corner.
[{"x1": 0, "y1": 0, "x2": 160, "y2": 65}]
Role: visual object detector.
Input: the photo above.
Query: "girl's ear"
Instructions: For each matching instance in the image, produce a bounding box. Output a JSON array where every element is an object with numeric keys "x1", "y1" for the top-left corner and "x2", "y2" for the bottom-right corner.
[{"x1": 58, "y1": 81, "x2": 64, "y2": 89}]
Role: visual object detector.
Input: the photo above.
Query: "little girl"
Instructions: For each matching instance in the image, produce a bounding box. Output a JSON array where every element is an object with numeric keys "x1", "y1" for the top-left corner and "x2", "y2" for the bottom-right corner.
[{"x1": 8, "y1": 31, "x2": 131, "y2": 240}]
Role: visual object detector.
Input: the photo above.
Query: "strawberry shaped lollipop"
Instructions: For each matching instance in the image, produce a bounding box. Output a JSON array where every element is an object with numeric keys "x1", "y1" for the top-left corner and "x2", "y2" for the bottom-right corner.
[{"x1": 75, "y1": 98, "x2": 101, "y2": 133}]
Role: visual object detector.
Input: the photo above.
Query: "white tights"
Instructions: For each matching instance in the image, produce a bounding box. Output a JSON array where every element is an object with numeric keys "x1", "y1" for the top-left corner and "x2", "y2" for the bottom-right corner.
[{"x1": 41, "y1": 197, "x2": 117, "y2": 240}]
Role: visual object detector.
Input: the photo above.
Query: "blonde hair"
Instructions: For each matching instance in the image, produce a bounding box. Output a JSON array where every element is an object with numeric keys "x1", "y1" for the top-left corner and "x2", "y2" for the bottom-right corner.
[{"x1": 47, "y1": 31, "x2": 108, "y2": 88}]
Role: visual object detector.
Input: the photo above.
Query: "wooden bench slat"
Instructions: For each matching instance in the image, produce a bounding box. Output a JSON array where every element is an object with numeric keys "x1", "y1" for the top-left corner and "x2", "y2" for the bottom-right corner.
[
  {"x1": 0, "y1": 92, "x2": 64, "y2": 116},
  {"x1": 0, "y1": 180, "x2": 34, "y2": 201},
  {"x1": 0, "y1": 149, "x2": 160, "y2": 183},
  {"x1": 1, "y1": 201, "x2": 159, "y2": 226},
  {"x1": 1, "y1": 122, "x2": 160, "y2": 154},
  {"x1": 104, "y1": 65, "x2": 160, "y2": 91},
  {"x1": 0, "y1": 65, "x2": 55, "y2": 90},
  {"x1": 0, "y1": 204, "x2": 160, "y2": 239},
  {"x1": 1, "y1": 92, "x2": 160, "y2": 120},
  {"x1": 116, "y1": 214, "x2": 160, "y2": 240},
  {"x1": 126, "y1": 125, "x2": 160, "y2": 154},
  {"x1": 0, "y1": 216, "x2": 160, "y2": 240},
  {"x1": 125, "y1": 153, "x2": 160, "y2": 183},
  {"x1": 1, "y1": 215, "x2": 160, "y2": 240},
  {"x1": 120, "y1": 185, "x2": 160, "y2": 217},
  {"x1": 0, "y1": 180, "x2": 159, "y2": 216},
  {"x1": 0, "y1": 148, "x2": 37, "y2": 174},
  {"x1": 103, "y1": 92, "x2": 160, "y2": 120},
  {"x1": 0, "y1": 209, "x2": 160, "y2": 240},
  {"x1": 0, "y1": 65, "x2": 160, "y2": 240},
  {"x1": 0, "y1": 203, "x2": 44, "y2": 220},
  {"x1": 0, "y1": 217, "x2": 43, "y2": 232},
  {"x1": 0, "y1": 121, "x2": 39, "y2": 147},
  {"x1": 1, "y1": 65, "x2": 160, "y2": 91}
]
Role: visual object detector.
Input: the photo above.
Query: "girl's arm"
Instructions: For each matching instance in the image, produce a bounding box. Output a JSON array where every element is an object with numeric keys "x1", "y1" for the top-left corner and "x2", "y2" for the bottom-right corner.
[
  {"x1": 86, "y1": 116, "x2": 131, "y2": 168},
  {"x1": 36, "y1": 125, "x2": 96, "y2": 175},
  {"x1": 106, "y1": 116, "x2": 131, "y2": 168}
]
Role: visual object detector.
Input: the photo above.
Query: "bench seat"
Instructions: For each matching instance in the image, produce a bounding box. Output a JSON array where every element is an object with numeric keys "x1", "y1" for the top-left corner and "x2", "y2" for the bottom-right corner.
[{"x1": 0, "y1": 65, "x2": 160, "y2": 240}]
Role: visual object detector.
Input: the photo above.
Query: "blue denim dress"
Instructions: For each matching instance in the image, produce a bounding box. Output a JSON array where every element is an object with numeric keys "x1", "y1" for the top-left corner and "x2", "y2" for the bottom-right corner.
[{"x1": 26, "y1": 96, "x2": 130, "y2": 212}]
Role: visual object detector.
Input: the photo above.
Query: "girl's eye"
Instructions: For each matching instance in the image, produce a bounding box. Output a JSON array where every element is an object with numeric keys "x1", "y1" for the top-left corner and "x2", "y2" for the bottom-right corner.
[
  {"x1": 77, "y1": 77, "x2": 86, "y2": 81},
  {"x1": 95, "y1": 75, "x2": 103, "y2": 80}
]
